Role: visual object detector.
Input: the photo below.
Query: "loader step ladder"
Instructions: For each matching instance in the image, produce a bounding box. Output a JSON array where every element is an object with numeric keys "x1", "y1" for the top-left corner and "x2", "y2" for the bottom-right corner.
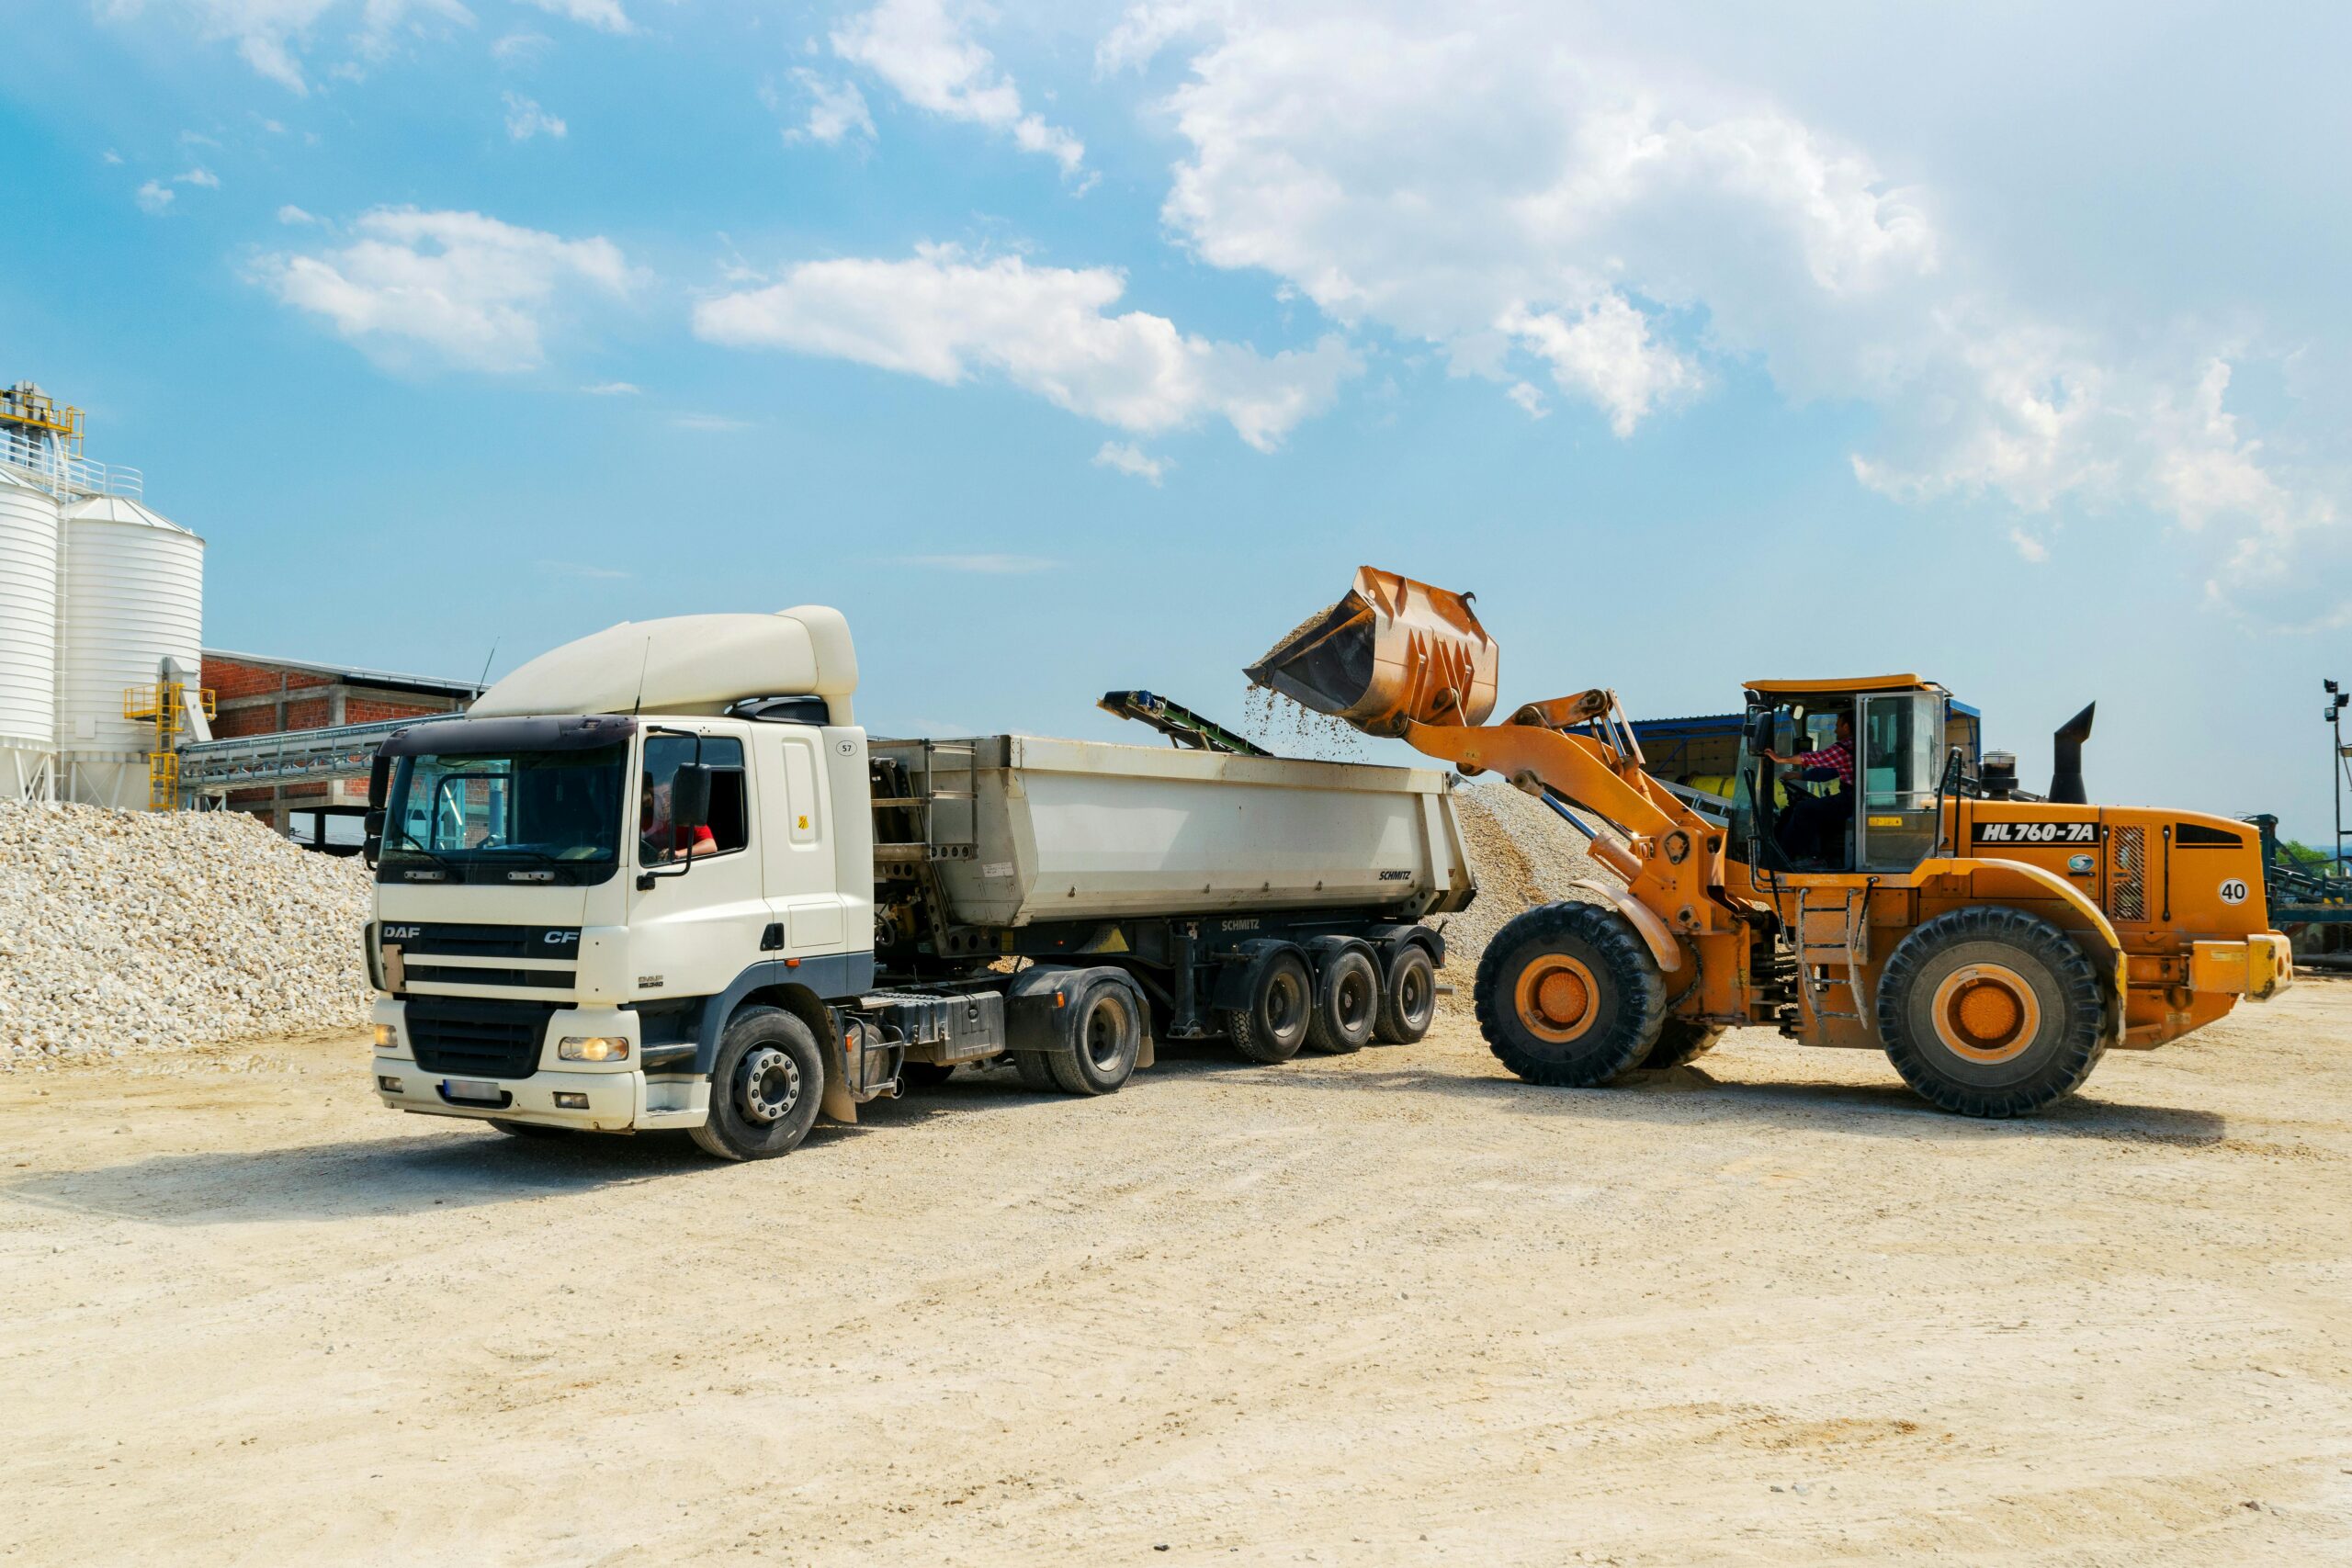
[{"x1": 1790, "y1": 884, "x2": 1871, "y2": 1025}]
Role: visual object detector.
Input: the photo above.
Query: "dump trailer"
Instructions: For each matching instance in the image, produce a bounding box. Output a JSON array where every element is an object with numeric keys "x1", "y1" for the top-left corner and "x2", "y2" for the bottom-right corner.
[
  {"x1": 363, "y1": 607, "x2": 1475, "y2": 1159},
  {"x1": 1250, "y1": 566, "x2": 2292, "y2": 1118}
]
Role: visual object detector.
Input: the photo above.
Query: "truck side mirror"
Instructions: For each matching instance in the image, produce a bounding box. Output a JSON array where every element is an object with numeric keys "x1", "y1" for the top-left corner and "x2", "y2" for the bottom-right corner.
[{"x1": 669, "y1": 763, "x2": 712, "y2": 831}]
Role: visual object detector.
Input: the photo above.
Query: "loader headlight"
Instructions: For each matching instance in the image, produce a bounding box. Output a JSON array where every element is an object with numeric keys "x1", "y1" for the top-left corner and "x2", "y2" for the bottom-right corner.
[{"x1": 559, "y1": 1035, "x2": 629, "y2": 1062}]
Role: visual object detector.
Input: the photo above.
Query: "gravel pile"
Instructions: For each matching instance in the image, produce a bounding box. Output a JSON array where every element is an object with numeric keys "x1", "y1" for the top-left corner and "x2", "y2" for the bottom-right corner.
[
  {"x1": 0, "y1": 802, "x2": 374, "y2": 1069},
  {"x1": 1434, "y1": 780, "x2": 1616, "y2": 998}
]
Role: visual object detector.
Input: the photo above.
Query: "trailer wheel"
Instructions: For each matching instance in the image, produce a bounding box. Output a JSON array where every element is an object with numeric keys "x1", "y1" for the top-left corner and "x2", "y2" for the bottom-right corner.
[
  {"x1": 1476, "y1": 901, "x2": 1665, "y2": 1088},
  {"x1": 691, "y1": 1006, "x2": 825, "y2": 1161},
  {"x1": 1221, "y1": 951, "x2": 1313, "y2": 1064},
  {"x1": 1306, "y1": 948, "x2": 1380, "y2": 1055},
  {"x1": 1876, "y1": 906, "x2": 2107, "y2": 1117},
  {"x1": 1638, "y1": 1017, "x2": 1724, "y2": 1070},
  {"x1": 1373, "y1": 945, "x2": 1438, "y2": 1044},
  {"x1": 488, "y1": 1119, "x2": 571, "y2": 1139},
  {"x1": 1047, "y1": 977, "x2": 1143, "y2": 1095}
]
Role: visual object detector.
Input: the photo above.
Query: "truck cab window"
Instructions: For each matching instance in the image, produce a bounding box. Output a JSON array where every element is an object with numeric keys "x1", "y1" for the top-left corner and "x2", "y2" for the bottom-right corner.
[{"x1": 641, "y1": 735, "x2": 749, "y2": 863}]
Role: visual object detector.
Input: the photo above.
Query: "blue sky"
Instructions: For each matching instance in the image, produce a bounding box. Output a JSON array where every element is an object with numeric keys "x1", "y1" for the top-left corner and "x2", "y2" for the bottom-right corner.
[{"x1": 6, "y1": 1, "x2": 2350, "y2": 841}]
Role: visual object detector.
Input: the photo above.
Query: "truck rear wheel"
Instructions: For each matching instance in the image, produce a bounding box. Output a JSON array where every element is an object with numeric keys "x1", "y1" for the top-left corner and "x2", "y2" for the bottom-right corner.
[
  {"x1": 691, "y1": 1006, "x2": 825, "y2": 1161},
  {"x1": 1306, "y1": 948, "x2": 1380, "y2": 1055},
  {"x1": 1221, "y1": 951, "x2": 1312, "y2": 1064},
  {"x1": 1476, "y1": 901, "x2": 1665, "y2": 1088},
  {"x1": 1374, "y1": 945, "x2": 1437, "y2": 1044},
  {"x1": 1638, "y1": 1017, "x2": 1723, "y2": 1070},
  {"x1": 1875, "y1": 907, "x2": 2107, "y2": 1117},
  {"x1": 1047, "y1": 977, "x2": 1143, "y2": 1095}
]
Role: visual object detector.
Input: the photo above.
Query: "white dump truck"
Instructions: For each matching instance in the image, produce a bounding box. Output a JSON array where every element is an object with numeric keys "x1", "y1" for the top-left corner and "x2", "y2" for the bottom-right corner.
[{"x1": 365, "y1": 607, "x2": 1477, "y2": 1158}]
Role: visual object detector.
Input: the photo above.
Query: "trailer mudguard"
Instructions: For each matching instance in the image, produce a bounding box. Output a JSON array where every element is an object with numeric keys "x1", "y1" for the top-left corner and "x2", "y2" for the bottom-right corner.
[{"x1": 1006, "y1": 964, "x2": 1155, "y2": 1067}]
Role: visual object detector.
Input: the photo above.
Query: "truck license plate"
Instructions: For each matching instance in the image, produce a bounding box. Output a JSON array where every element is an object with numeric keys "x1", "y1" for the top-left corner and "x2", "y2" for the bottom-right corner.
[{"x1": 443, "y1": 1078, "x2": 502, "y2": 1103}]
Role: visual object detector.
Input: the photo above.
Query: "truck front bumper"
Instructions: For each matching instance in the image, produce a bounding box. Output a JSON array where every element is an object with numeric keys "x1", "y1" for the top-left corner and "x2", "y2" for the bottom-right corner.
[{"x1": 2189, "y1": 932, "x2": 2295, "y2": 1001}]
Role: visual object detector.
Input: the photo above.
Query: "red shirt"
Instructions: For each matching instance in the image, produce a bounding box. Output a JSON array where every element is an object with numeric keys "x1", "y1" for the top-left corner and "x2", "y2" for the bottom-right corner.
[{"x1": 1792, "y1": 740, "x2": 1854, "y2": 786}]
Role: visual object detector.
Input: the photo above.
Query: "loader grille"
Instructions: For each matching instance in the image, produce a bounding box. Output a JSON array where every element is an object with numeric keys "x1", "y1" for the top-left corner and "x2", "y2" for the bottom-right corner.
[
  {"x1": 403, "y1": 997, "x2": 556, "y2": 1080},
  {"x1": 2109, "y1": 825, "x2": 2147, "y2": 921}
]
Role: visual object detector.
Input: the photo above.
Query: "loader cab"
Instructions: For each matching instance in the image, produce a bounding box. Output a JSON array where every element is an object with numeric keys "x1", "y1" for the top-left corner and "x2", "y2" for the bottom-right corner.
[{"x1": 1731, "y1": 678, "x2": 1952, "y2": 877}]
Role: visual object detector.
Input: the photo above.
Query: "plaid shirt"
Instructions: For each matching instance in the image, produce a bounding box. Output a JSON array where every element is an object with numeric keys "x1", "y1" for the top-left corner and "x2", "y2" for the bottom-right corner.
[{"x1": 1792, "y1": 739, "x2": 1854, "y2": 787}]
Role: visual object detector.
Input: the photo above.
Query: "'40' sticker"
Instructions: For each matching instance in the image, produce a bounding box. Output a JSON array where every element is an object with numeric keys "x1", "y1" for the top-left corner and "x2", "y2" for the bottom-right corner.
[{"x1": 1973, "y1": 820, "x2": 2103, "y2": 846}]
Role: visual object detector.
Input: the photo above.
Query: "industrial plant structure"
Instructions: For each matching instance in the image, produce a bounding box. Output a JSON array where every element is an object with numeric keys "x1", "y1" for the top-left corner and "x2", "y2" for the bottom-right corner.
[{"x1": 0, "y1": 382, "x2": 208, "y2": 809}]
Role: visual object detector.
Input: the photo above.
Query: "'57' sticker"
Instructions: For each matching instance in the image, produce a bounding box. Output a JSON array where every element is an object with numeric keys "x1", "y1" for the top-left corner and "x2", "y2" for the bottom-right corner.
[{"x1": 1973, "y1": 820, "x2": 2102, "y2": 846}]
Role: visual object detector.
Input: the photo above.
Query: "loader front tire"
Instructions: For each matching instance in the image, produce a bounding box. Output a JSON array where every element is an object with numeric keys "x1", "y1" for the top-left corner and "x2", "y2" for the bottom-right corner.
[
  {"x1": 1476, "y1": 901, "x2": 1666, "y2": 1088},
  {"x1": 1875, "y1": 906, "x2": 2107, "y2": 1118},
  {"x1": 1638, "y1": 1017, "x2": 1724, "y2": 1070}
]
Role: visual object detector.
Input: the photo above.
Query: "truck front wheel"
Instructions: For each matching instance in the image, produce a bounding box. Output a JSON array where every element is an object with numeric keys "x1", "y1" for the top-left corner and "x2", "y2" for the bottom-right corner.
[{"x1": 692, "y1": 1006, "x2": 826, "y2": 1161}]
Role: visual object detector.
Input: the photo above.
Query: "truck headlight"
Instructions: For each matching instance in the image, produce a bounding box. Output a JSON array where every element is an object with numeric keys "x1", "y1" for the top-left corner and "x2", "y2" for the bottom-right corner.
[
  {"x1": 372, "y1": 1023, "x2": 399, "y2": 1050},
  {"x1": 560, "y1": 1035, "x2": 629, "y2": 1062}
]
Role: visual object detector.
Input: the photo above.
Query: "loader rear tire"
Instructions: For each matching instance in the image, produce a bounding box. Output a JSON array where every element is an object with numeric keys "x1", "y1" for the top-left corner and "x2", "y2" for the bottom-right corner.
[
  {"x1": 1305, "y1": 948, "x2": 1380, "y2": 1055},
  {"x1": 1476, "y1": 901, "x2": 1666, "y2": 1088},
  {"x1": 1638, "y1": 1017, "x2": 1724, "y2": 1070},
  {"x1": 1875, "y1": 906, "x2": 2107, "y2": 1118},
  {"x1": 1373, "y1": 945, "x2": 1438, "y2": 1044},
  {"x1": 1221, "y1": 951, "x2": 1313, "y2": 1064}
]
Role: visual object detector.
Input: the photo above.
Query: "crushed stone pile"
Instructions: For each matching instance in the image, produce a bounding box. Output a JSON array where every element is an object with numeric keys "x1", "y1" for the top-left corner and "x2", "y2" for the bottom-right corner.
[
  {"x1": 1435, "y1": 781, "x2": 1619, "y2": 999},
  {"x1": 0, "y1": 802, "x2": 374, "y2": 1068}
]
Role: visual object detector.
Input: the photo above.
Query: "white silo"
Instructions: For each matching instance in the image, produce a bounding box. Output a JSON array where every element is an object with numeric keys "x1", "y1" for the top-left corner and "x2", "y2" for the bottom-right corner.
[
  {"x1": 0, "y1": 468, "x2": 60, "y2": 799},
  {"x1": 56, "y1": 495, "x2": 205, "y2": 810}
]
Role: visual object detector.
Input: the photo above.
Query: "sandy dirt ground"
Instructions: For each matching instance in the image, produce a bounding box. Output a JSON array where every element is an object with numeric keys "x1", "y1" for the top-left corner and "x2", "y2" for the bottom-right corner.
[{"x1": 6, "y1": 987, "x2": 2352, "y2": 1566}]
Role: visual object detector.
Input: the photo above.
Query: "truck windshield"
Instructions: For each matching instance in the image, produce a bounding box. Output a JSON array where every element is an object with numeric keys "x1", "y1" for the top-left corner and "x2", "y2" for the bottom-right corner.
[{"x1": 379, "y1": 743, "x2": 628, "y2": 885}]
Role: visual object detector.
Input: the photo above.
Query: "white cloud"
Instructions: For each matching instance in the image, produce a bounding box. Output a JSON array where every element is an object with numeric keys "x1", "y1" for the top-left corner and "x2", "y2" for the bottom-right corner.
[
  {"x1": 135, "y1": 180, "x2": 175, "y2": 213},
  {"x1": 1130, "y1": 0, "x2": 2339, "y2": 623},
  {"x1": 277, "y1": 204, "x2": 319, "y2": 224},
  {"x1": 832, "y1": 0, "x2": 1083, "y2": 176},
  {"x1": 514, "y1": 0, "x2": 629, "y2": 36},
  {"x1": 786, "y1": 71, "x2": 875, "y2": 146},
  {"x1": 503, "y1": 91, "x2": 567, "y2": 141},
  {"x1": 1093, "y1": 440, "x2": 1170, "y2": 484},
  {"x1": 581, "y1": 380, "x2": 641, "y2": 395},
  {"x1": 492, "y1": 29, "x2": 552, "y2": 64},
  {"x1": 693, "y1": 244, "x2": 1356, "y2": 450},
  {"x1": 96, "y1": 0, "x2": 475, "y2": 94},
  {"x1": 254, "y1": 207, "x2": 637, "y2": 372},
  {"x1": 897, "y1": 553, "x2": 1057, "y2": 574}
]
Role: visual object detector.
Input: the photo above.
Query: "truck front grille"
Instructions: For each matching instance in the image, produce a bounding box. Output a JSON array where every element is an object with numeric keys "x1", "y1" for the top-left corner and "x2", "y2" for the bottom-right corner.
[{"x1": 404, "y1": 998, "x2": 556, "y2": 1079}]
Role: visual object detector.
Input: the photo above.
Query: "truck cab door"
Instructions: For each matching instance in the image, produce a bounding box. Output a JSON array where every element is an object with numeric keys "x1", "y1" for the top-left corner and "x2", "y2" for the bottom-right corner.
[
  {"x1": 628, "y1": 730, "x2": 767, "y2": 998},
  {"x1": 754, "y1": 726, "x2": 851, "y2": 956}
]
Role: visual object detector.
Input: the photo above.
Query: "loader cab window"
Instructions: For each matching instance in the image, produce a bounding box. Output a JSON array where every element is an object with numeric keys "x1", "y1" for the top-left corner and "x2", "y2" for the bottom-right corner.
[
  {"x1": 1732, "y1": 701, "x2": 1855, "y2": 873},
  {"x1": 640, "y1": 734, "x2": 749, "y2": 864},
  {"x1": 1857, "y1": 693, "x2": 1945, "y2": 871}
]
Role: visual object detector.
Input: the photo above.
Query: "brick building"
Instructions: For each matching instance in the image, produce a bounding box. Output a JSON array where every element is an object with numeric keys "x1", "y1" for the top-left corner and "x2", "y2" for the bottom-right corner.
[{"x1": 200, "y1": 650, "x2": 481, "y2": 840}]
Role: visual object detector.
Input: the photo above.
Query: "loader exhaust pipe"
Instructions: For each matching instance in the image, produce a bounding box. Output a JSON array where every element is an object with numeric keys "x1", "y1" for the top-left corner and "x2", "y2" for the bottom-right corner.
[
  {"x1": 2049, "y1": 702, "x2": 2095, "y2": 805},
  {"x1": 1244, "y1": 566, "x2": 1499, "y2": 737}
]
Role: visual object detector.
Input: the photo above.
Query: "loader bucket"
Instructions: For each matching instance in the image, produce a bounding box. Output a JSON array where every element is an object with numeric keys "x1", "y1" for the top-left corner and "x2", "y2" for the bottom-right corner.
[{"x1": 1245, "y1": 566, "x2": 1499, "y2": 737}]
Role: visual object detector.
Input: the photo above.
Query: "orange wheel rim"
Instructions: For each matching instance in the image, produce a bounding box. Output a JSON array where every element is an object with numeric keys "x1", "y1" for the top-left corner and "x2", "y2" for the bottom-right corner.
[
  {"x1": 1516, "y1": 954, "x2": 1600, "y2": 1043},
  {"x1": 1930, "y1": 964, "x2": 2041, "y2": 1063}
]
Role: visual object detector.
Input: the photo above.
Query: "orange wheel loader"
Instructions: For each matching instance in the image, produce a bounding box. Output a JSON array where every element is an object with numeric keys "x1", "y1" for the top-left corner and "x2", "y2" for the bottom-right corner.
[{"x1": 1249, "y1": 567, "x2": 2294, "y2": 1116}]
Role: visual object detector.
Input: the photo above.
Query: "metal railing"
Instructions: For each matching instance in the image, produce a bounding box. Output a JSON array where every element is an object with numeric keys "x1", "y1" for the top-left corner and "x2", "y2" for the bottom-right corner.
[{"x1": 0, "y1": 426, "x2": 143, "y2": 500}]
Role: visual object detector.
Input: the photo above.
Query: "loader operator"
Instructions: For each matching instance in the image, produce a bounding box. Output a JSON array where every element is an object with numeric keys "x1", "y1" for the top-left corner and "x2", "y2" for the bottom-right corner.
[{"x1": 1762, "y1": 712, "x2": 1854, "y2": 865}]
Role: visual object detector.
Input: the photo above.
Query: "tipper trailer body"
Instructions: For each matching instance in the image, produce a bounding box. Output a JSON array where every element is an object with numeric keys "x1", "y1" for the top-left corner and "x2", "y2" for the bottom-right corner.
[{"x1": 364, "y1": 608, "x2": 1476, "y2": 1158}]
